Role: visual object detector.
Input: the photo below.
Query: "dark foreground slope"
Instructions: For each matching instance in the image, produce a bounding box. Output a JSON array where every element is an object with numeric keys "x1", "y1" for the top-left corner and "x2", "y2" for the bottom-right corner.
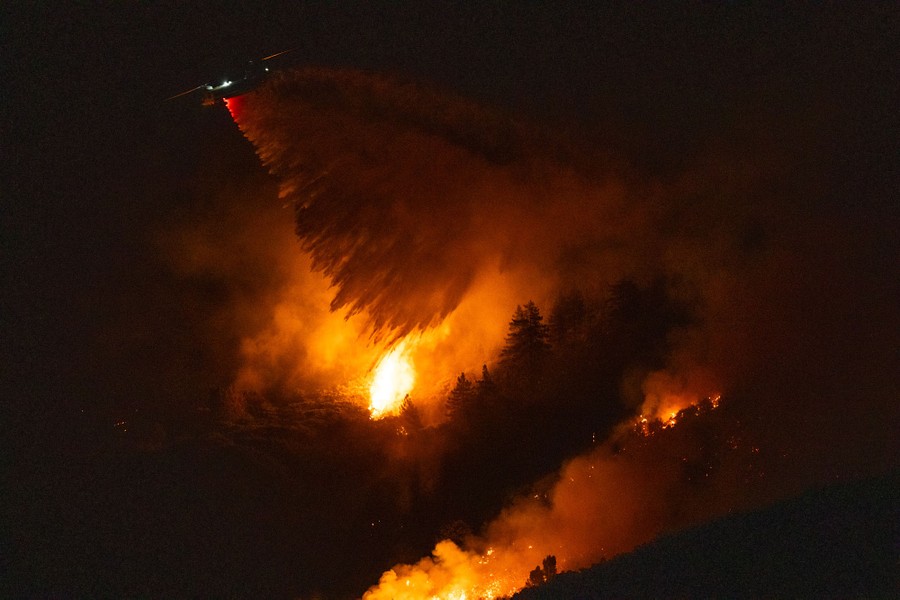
[{"x1": 514, "y1": 472, "x2": 898, "y2": 599}]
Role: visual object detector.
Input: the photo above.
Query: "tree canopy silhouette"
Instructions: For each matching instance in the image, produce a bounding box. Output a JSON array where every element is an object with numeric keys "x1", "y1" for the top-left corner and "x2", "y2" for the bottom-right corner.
[
  {"x1": 499, "y1": 301, "x2": 551, "y2": 380},
  {"x1": 447, "y1": 372, "x2": 477, "y2": 419}
]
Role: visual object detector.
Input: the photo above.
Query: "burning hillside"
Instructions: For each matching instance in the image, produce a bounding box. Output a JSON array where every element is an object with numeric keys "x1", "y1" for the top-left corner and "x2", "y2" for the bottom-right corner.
[
  {"x1": 9, "y1": 5, "x2": 897, "y2": 600},
  {"x1": 215, "y1": 67, "x2": 895, "y2": 598},
  {"x1": 363, "y1": 394, "x2": 764, "y2": 600}
]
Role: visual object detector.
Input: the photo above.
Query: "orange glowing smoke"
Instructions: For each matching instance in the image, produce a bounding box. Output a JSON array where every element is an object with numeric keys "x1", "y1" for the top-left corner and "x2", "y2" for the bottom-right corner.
[
  {"x1": 369, "y1": 340, "x2": 416, "y2": 418},
  {"x1": 364, "y1": 393, "x2": 730, "y2": 599},
  {"x1": 636, "y1": 368, "x2": 721, "y2": 424},
  {"x1": 363, "y1": 540, "x2": 524, "y2": 600}
]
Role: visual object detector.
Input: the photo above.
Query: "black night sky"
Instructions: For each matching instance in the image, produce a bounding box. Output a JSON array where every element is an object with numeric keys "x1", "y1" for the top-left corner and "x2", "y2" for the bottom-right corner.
[{"x1": 4, "y1": 3, "x2": 898, "y2": 599}]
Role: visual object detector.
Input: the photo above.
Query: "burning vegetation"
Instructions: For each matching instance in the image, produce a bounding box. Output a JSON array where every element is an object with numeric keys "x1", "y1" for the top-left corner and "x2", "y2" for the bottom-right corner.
[
  {"x1": 169, "y1": 277, "x2": 744, "y2": 598},
  {"x1": 11, "y1": 6, "x2": 898, "y2": 600},
  {"x1": 362, "y1": 389, "x2": 742, "y2": 600},
  {"x1": 173, "y1": 67, "x2": 869, "y2": 597},
  {"x1": 50, "y1": 51, "x2": 891, "y2": 598},
  {"x1": 369, "y1": 340, "x2": 416, "y2": 418}
]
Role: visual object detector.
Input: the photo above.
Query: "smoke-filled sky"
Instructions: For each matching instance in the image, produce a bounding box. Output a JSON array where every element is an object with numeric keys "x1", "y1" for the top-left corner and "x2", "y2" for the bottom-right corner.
[{"x1": 4, "y1": 3, "x2": 898, "y2": 596}]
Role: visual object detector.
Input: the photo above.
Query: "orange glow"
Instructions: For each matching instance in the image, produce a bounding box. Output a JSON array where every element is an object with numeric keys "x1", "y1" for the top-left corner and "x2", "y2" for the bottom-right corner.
[
  {"x1": 365, "y1": 391, "x2": 730, "y2": 599},
  {"x1": 663, "y1": 411, "x2": 678, "y2": 429},
  {"x1": 362, "y1": 540, "x2": 524, "y2": 600},
  {"x1": 636, "y1": 393, "x2": 721, "y2": 436},
  {"x1": 369, "y1": 340, "x2": 416, "y2": 418},
  {"x1": 637, "y1": 368, "x2": 722, "y2": 427}
]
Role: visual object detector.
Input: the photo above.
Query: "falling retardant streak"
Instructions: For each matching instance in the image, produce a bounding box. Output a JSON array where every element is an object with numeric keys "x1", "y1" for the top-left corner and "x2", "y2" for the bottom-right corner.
[{"x1": 227, "y1": 68, "x2": 633, "y2": 341}]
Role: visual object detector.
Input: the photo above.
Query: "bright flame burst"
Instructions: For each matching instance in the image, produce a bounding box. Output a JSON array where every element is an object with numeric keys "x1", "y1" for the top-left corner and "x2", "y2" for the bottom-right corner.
[
  {"x1": 636, "y1": 393, "x2": 722, "y2": 436},
  {"x1": 363, "y1": 540, "x2": 520, "y2": 600},
  {"x1": 369, "y1": 341, "x2": 416, "y2": 418}
]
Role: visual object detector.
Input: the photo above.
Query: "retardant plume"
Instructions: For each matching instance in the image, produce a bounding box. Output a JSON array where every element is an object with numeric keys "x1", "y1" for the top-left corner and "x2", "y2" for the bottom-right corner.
[{"x1": 227, "y1": 68, "x2": 647, "y2": 341}]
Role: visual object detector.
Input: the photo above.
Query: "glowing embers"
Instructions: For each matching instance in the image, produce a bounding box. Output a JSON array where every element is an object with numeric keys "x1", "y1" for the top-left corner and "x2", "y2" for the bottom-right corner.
[
  {"x1": 636, "y1": 394, "x2": 722, "y2": 437},
  {"x1": 363, "y1": 540, "x2": 520, "y2": 600},
  {"x1": 368, "y1": 340, "x2": 416, "y2": 418}
]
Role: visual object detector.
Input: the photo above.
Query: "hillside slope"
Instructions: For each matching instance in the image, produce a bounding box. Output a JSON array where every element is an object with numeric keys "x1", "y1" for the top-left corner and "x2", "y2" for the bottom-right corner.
[{"x1": 514, "y1": 471, "x2": 898, "y2": 599}]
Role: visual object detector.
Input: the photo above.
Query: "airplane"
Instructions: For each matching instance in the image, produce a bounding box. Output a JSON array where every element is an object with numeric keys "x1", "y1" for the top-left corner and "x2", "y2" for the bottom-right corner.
[{"x1": 165, "y1": 49, "x2": 293, "y2": 106}]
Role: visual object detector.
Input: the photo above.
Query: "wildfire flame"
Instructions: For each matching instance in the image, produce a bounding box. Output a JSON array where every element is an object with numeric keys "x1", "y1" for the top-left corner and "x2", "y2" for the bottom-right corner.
[
  {"x1": 363, "y1": 540, "x2": 522, "y2": 600},
  {"x1": 636, "y1": 394, "x2": 722, "y2": 436},
  {"x1": 365, "y1": 391, "x2": 730, "y2": 599},
  {"x1": 369, "y1": 340, "x2": 416, "y2": 418}
]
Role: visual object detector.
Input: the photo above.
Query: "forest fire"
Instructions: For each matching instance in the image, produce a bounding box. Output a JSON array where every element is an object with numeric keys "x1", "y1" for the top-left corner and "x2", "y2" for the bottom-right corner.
[
  {"x1": 363, "y1": 392, "x2": 739, "y2": 600},
  {"x1": 362, "y1": 540, "x2": 524, "y2": 600},
  {"x1": 200, "y1": 63, "x2": 897, "y2": 600},
  {"x1": 369, "y1": 340, "x2": 416, "y2": 418},
  {"x1": 222, "y1": 70, "x2": 743, "y2": 596},
  {"x1": 636, "y1": 393, "x2": 721, "y2": 436},
  {"x1": 12, "y1": 5, "x2": 896, "y2": 599}
]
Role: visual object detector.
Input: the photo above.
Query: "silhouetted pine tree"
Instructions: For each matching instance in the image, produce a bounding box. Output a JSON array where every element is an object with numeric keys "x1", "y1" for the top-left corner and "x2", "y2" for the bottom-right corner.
[
  {"x1": 398, "y1": 396, "x2": 423, "y2": 432},
  {"x1": 527, "y1": 555, "x2": 558, "y2": 587},
  {"x1": 499, "y1": 301, "x2": 551, "y2": 379},
  {"x1": 477, "y1": 364, "x2": 495, "y2": 392},
  {"x1": 446, "y1": 372, "x2": 477, "y2": 419}
]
